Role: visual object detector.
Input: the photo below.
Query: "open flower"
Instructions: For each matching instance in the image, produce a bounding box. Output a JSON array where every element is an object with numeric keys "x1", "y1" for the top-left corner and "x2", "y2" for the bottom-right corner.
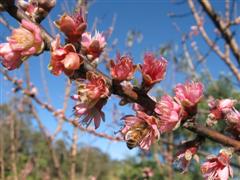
[
  {"x1": 81, "y1": 31, "x2": 106, "y2": 61},
  {"x1": 110, "y1": 53, "x2": 137, "y2": 81},
  {"x1": 0, "y1": 19, "x2": 44, "y2": 70},
  {"x1": 140, "y1": 52, "x2": 167, "y2": 86},
  {"x1": 55, "y1": 11, "x2": 87, "y2": 42},
  {"x1": 73, "y1": 99, "x2": 107, "y2": 129},
  {"x1": 72, "y1": 72, "x2": 109, "y2": 129},
  {"x1": 201, "y1": 149, "x2": 233, "y2": 180},
  {"x1": 121, "y1": 111, "x2": 160, "y2": 150},
  {"x1": 49, "y1": 34, "x2": 82, "y2": 76},
  {"x1": 174, "y1": 81, "x2": 203, "y2": 114},
  {"x1": 8, "y1": 19, "x2": 44, "y2": 55},
  {"x1": 155, "y1": 95, "x2": 184, "y2": 133}
]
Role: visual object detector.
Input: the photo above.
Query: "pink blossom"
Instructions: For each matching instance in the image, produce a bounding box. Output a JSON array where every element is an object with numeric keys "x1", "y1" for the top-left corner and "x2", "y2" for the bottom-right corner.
[
  {"x1": 8, "y1": 19, "x2": 44, "y2": 55},
  {"x1": 55, "y1": 12, "x2": 87, "y2": 42},
  {"x1": 208, "y1": 98, "x2": 236, "y2": 121},
  {"x1": 0, "y1": 20, "x2": 43, "y2": 70},
  {"x1": 0, "y1": 43, "x2": 22, "y2": 70},
  {"x1": 72, "y1": 72, "x2": 109, "y2": 129},
  {"x1": 73, "y1": 99, "x2": 106, "y2": 129},
  {"x1": 174, "y1": 81, "x2": 204, "y2": 108},
  {"x1": 110, "y1": 53, "x2": 137, "y2": 81},
  {"x1": 225, "y1": 108, "x2": 240, "y2": 124},
  {"x1": 49, "y1": 34, "x2": 83, "y2": 76},
  {"x1": 140, "y1": 52, "x2": 167, "y2": 86},
  {"x1": 81, "y1": 31, "x2": 106, "y2": 60},
  {"x1": 155, "y1": 95, "x2": 184, "y2": 133},
  {"x1": 201, "y1": 150, "x2": 233, "y2": 180},
  {"x1": 225, "y1": 108, "x2": 240, "y2": 135},
  {"x1": 121, "y1": 111, "x2": 160, "y2": 150}
]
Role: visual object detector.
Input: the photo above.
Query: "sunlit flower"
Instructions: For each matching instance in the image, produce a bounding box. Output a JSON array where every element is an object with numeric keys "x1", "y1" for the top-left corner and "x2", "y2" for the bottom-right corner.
[
  {"x1": 55, "y1": 11, "x2": 87, "y2": 42},
  {"x1": 81, "y1": 31, "x2": 106, "y2": 60},
  {"x1": 140, "y1": 52, "x2": 167, "y2": 86},
  {"x1": 121, "y1": 111, "x2": 160, "y2": 150},
  {"x1": 49, "y1": 34, "x2": 82, "y2": 76},
  {"x1": 110, "y1": 53, "x2": 137, "y2": 81},
  {"x1": 201, "y1": 150, "x2": 233, "y2": 180},
  {"x1": 72, "y1": 72, "x2": 109, "y2": 129},
  {"x1": 174, "y1": 81, "x2": 203, "y2": 110},
  {"x1": 0, "y1": 19, "x2": 44, "y2": 70},
  {"x1": 155, "y1": 95, "x2": 184, "y2": 133},
  {"x1": 8, "y1": 19, "x2": 44, "y2": 55}
]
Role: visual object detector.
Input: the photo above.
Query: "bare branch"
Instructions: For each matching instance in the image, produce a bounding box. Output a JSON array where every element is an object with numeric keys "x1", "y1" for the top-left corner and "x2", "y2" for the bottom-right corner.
[
  {"x1": 188, "y1": 0, "x2": 240, "y2": 81},
  {"x1": 199, "y1": 0, "x2": 240, "y2": 65}
]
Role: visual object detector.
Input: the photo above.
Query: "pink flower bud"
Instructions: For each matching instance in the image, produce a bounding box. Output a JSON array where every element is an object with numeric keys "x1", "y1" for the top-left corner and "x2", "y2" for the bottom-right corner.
[
  {"x1": 140, "y1": 52, "x2": 167, "y2": 86},
  {"x1": 55, "y1": 12, "x2": 87, "y2": 42},
  {"x1": 62, "y1": 52, "x2": 81, "y2": 70},
  {"x1": 49, "y1": 34, "x2": 83, "y2": 76},
  {"x1": 81, "y1": 31, "x2": 106, "y2": 60},
  {"x1": 110, "y1": 53, "x2": 137, "y2": 81}
]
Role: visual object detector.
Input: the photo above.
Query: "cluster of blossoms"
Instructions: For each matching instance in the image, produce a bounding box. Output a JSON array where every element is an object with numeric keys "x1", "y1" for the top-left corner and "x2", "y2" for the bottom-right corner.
[
  {"x1": 49, "y1": 10, "x2": 106, "y2": 75},
  {"x1": 119, "y1": 53, "x2": 204, "y2": 151},
  {"x1": 120, "y1": 80, "x2": 203, "y2": 150},
  {"x1": 207, "y1": 98, "x2": 240, "y2": 134}
]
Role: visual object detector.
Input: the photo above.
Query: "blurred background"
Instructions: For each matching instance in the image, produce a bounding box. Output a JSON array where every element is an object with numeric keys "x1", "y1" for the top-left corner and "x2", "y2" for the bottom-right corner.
[{"x1": 0, "y1": 0, "x2": 240, "y2": 179}]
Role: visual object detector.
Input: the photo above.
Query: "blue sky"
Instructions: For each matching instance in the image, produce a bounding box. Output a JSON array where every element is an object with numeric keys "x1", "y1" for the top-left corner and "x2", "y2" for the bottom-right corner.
[{"x1": 0, "y1": 0, "x2": 238, "y2": 160}]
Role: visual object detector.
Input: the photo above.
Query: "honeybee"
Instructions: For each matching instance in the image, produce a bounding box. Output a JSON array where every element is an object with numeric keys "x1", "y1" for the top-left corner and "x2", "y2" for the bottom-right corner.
[{"x1": 125, "y1": 122, "x2": 149, "y2": 149}]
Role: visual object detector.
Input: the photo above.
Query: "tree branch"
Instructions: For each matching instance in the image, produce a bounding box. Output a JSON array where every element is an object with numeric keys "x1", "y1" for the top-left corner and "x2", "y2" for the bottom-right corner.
[
  {"x1": 188, "y1": 0, "x2": 240, "y2": 81},
  {"x1": 199, "y1": 0, "x2": 240, "y2": 65}
]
